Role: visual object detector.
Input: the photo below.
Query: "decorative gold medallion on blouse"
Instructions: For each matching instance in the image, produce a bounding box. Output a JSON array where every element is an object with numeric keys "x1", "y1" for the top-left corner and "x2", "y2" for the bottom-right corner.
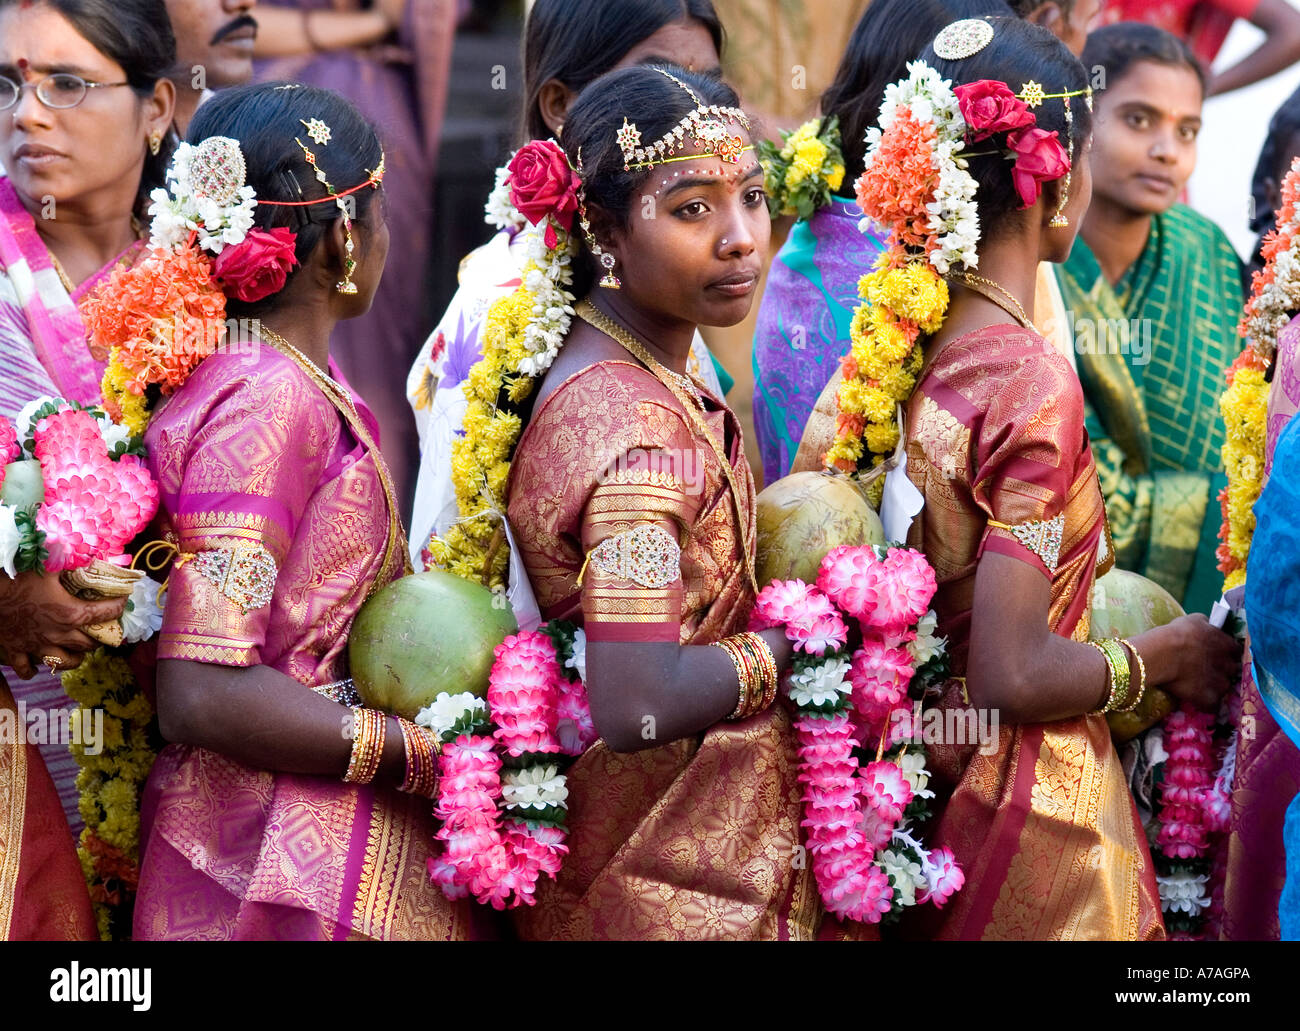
[
  {"x1": 193, "y1": 544, "x2": 278, "y2": 612},
  {"x1": 988, "y1": 512, "x2": 1065, "y2": 573},
  {"x1": 585, "y1": 523, "x2": 682, "y2": 588}
]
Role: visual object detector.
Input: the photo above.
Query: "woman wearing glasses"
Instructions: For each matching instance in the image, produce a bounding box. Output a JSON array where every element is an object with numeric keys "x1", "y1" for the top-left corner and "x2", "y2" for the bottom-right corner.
[{"x1": 0, "y1": 0, "x2": 174, "y2": 940}]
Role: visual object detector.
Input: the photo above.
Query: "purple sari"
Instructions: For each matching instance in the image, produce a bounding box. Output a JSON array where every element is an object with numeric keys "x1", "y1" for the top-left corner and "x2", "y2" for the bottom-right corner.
[{"x1": 751, "y1": 196, "x2": 885, "y2": 484}]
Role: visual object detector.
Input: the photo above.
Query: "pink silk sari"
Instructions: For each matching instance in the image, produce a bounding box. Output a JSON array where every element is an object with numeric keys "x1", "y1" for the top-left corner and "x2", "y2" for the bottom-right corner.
[{"x1": 133, "y1": 345, "x2": 474, "y2": 940}]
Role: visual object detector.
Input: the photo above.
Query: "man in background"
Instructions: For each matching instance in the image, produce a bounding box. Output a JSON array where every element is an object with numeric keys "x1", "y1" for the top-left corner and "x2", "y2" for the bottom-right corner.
[{"x1": 166, "y1": 0, "x2": 259, "y2": 135}]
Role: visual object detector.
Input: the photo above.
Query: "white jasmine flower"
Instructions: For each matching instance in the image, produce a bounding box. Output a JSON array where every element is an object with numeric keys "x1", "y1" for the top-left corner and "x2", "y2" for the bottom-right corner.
[
  {"x1": 0, "y1": 505, "x2": 20, "y2": 578},
  {"x1": 121, "y1": 574, "x2": 165, "y2": 644},
  {"x1": 787, "y1": 655, "x2": 852, "y2": 708},
  {"x1": 96, "y1": 414, "x2": 133, "y2": 454},
  {"x1": 501, "y1": 764, "x2": 568, "y2": 811},
  {"x1": 565, "y1": 627, "x2": 587, "y2": 682},
  {"x1": 1156, "y1": 869, "x2": 1211, "y2": 915},
  {"x1": 907, "y1": 610, "x2": 947, "y2": 667},
  {"x1": 878, "y1": 848, "x2": 926, "y2": 907},
  {"x1": 415, "y1": 691, "x2": 485, "y2": 738},
  {"x1": 897, "y1": 749, "x2": 935, "y2": 801}
]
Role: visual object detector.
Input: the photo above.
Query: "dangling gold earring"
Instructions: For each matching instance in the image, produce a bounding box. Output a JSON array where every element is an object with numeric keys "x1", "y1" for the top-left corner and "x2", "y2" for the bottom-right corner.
[
  {"x1": 599, "y1": 251, "x2": 621, "y2": 290},
  {"x1": 1050, "y1": 169, "x2": 1071, "y2": 229},
  {"x1": 149, "y1": 130, "x2": 162, "y2": 157},
  {"x1": 1050, "y1": 98, "x2": 1073, "y2": 228},
  {"x1": 336, "y1": 210, "x2": 359, "y2": 294}
]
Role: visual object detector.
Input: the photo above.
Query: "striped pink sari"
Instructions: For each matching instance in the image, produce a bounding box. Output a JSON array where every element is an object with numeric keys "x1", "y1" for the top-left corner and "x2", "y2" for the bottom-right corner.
[{"x1": 0, "y1": 175, "x2": 144, "y2": 833}]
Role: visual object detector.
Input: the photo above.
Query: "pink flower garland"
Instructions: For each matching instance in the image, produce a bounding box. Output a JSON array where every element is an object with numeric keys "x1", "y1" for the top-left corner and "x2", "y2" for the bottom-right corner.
[
  {"x1": 429, "y1": 626, "x2": 595, "y2": 910},
  {"x1": 754, "y1": 544, "x2": 960, "y2": 924}
]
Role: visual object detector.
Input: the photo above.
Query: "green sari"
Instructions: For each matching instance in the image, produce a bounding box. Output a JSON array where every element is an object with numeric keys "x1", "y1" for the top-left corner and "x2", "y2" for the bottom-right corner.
[{"x1": 1057, "y1": 204, "x2": 1243, "y2": 614}]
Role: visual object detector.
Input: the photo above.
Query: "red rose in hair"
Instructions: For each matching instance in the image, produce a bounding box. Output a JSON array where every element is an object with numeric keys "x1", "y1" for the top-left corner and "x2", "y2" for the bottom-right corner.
[
  {"x1": 213, "y1": 227, "x2": 300, "y2": 303},
  {"x1": 954, "y1": 80, "x2": 1035, "y2": 141},
  {"x1": 1005, "y1": 126, "x2": 1071, "y2": 209},
  {"x1": 507, "y1": 139, "x2": 580, "y2": 248}
]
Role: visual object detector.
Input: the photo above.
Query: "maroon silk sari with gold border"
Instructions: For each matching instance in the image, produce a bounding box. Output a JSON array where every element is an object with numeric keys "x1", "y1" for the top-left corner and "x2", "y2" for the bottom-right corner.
[
  {"x1": 898, "y1": 326, "x2": 1164, "y2": 941},
  {"x1": 506, "y1": 360, "x2": 872, "y2": 940}
]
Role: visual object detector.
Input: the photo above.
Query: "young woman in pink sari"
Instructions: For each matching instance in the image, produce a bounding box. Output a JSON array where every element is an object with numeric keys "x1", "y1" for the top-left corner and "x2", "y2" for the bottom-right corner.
[
  {"x1": 131, "y1": 83, "x2": 477, "y2": 941},
  {"x1": 0, "y1": 0, "x2": 175, "y2": 939}
]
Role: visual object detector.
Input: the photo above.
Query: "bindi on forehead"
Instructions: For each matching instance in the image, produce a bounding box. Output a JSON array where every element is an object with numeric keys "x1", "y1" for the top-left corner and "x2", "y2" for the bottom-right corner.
[
  {"x1": 651, "y1": 162, "x2": 761, "y2": 198},
  {"x1": 16, "y1": 58, "x2": 28, "y2": 70}
]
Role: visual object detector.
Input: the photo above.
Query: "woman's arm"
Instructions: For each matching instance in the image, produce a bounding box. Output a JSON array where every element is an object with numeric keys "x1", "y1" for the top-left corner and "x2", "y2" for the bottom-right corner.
[
  {"x1": 586, "y1": 628, "x2": 794, "y2": 753},
  {"x1": 251, "y1": 6, "x2": 398, "y2": 60},
  {"x1": 0, "y1": 572, "x2": 128, "y2": 679},
  {"x1": 966, "y1": 551, "x2": 1240, "y2": 722},
  {"x1": 1207, "y1": 0, "x2": 1300, "y2": 96},
  {"x1": 155, "y1": 658, "x2": 406, "y2": 782}
]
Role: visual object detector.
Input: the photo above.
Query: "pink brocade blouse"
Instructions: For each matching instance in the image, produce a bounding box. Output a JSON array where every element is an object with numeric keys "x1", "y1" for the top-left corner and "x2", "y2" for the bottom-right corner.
[{"x1": 145, "y1": 348, "x2": 401, "y2": 685}]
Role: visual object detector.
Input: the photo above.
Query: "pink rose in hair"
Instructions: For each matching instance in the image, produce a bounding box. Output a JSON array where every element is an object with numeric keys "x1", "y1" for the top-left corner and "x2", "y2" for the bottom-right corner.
[
  {"x1": 954, "y1": 80, "x2": 1035, "y2": 141},
  {"x1": 213, "y1": 227, "x2": 300, "y2": 303},
  {"x1": 1005, "y1": 125, "x2": 1071, "y2": 209}
]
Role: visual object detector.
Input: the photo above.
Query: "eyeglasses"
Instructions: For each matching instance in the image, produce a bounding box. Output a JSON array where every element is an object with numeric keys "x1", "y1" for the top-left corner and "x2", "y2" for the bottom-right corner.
[{"x1": 0, "y1": 73, "x2": 132, "y2": 111}]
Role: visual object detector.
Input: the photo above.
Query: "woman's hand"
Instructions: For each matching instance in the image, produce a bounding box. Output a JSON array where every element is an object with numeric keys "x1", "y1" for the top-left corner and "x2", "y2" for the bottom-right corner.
[
  {"x1": 0, "y1": 571, "x2": 127, "y2": 678},
  {"x1": 1131, "y1": 614, "x2": 1240, "y2": 711},
  {"x1": 376, "y1": 0, "x2": 407, "y2": 32}
]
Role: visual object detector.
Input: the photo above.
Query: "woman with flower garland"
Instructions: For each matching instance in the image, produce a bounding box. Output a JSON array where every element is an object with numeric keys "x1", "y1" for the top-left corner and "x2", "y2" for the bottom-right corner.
[
  {"x1": 751, "y1": 0, "x2": 1093, "y2": 487},
  {"x1": 798, "y1": 17, "x2": 1240, "y2": 939},
  {"x1": 482, "y1": 64, "x2": 875, "y2": 940},
  {"x1": 1055, "y1": 23, "x2": 1244, "y2": 615},
  {"x1": 405, "y1": 0, "x2": 729, "y2": 576},
  {"x1": 126, "y1": 83, "x2": 477, "y2": 941},
  {"x1": 0, "y1": 0, "x2": 178, "y2": 940}
]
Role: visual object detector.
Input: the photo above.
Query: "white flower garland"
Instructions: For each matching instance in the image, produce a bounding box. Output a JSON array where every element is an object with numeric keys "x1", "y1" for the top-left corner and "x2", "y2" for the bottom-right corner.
[
  {"x1": 863, "y1": 62, "x2": 980, "y2": 275},
  {"x1": 147, "y1": 141, "x2": 257, "y2": 255}
]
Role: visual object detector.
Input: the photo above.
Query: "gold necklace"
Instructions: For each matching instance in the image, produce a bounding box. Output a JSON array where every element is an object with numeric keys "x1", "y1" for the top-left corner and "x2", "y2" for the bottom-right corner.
[
  {"x1": 257, "y1": 326, "x2": 407, "y2": 591},
  {"x1": 948, "y1": 271, "x2": 1033, "y2": 329},
  {"x1": 576, "y1": 300, "x2": 757, "y2": 593}
]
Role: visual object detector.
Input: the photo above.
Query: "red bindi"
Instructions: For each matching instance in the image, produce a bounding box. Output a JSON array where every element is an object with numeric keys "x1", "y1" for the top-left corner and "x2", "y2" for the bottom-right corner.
[{"x1": 16, "y1": 58, "x2": 29, "y2": 70}]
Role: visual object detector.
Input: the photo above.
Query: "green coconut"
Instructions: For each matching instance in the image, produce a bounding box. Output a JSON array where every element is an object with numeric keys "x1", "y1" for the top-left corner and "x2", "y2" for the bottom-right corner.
[
  {"x1": 1, "y1": 459, "x2": 44, "y2": 510},
  {"x1": 1090, "y1": 568, "x2": 1183, "y2": 743},
  {"x1": 349, "y1": 569, "x2": 518, "y2": 719},
  {"x1": 755, "y1": 471, "x2": 886, "y2": 585}
]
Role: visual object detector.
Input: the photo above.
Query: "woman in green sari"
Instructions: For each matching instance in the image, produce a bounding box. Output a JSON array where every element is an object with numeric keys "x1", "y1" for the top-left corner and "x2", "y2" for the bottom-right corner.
[{"x1": 1056, "y1": 22, "x2": 1243, "y2": 613}]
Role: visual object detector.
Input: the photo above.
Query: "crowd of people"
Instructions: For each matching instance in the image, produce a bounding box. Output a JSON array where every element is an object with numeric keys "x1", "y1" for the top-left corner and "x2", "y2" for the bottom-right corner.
[{"x1": 1, "y1": 0, "x2": 1298, "y2": 942}]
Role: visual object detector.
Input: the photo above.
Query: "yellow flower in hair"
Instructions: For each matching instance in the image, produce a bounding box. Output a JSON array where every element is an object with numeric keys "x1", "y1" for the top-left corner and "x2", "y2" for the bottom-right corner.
[
  {"x1": 862, "y1": 385, "x2": 896, "y2": 424},
  {"x1": 826, "y1": 162, "x2": 845, "y2": 192},
  {"x1": 867, "y1": 305, "x2": 913, "y2": 365},
  {"x1": 878, "y1": 362, "x2": 917, "y2": 401}
]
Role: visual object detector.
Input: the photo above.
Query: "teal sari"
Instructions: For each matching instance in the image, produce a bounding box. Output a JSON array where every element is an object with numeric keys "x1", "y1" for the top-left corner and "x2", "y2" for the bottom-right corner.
[{"x1": 1057, "y1": 204, "x2": 1244, "y2": 613}]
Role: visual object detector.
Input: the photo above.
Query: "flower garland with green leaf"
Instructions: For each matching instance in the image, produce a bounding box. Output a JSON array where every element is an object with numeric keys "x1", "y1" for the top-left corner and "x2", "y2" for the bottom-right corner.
[
  {"x1": 757, "y1": 116, "x2": 846, "y2": 219},
  {"x1": 427, "y1": 141, "x2": 579, "y2": 588}
]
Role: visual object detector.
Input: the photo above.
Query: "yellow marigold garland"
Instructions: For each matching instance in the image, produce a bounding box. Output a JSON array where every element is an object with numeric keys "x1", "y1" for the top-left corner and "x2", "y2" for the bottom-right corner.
[
  {"x1": 61, "y1": 648, "x2": 158, "y2": 940},
  {"x1": 826, "y1": 258, "x2": 945, "y2": 505},
  {"x1": 1216, "y1": 350, "x2": 1270, "y2": 591}
]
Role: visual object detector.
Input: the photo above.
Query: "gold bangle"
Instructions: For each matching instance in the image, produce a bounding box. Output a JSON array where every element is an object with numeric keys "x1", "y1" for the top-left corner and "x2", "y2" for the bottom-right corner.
[
  {"x1": 1087, "y1": 642, "x2": 1118, "y2": 713},
  {"x1": 737, "y1": 632, "x2": 779, "y2": 715},
  {"x1": 713, "y1": 638, "x2": 752, "y2": 720},
  {"x1": 344, "y1": 708, "x2": 386, "y2": 785},
  {"x1": 1118, "y1": 639, "x2": 1147, "y2": 712},
  {"x1": 1089, "y1": 639, "x2": 1130, "y2": 713}
]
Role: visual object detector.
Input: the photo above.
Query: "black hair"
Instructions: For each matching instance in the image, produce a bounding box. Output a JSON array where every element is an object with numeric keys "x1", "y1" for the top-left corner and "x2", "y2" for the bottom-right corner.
[
  {"x1": 924, "y1": 16, "x2": 1092, "y2": 236},
  {"x1": 1082, "y1": 21, "x2": 1207, "y2": 97},
  {"x1": 822, "y1": 0, "x2": 1013, "y2": 183},
  {"x1": 561, "y1": 64, "x2": 742, "y2": 297},
  {"x1": 1007, "y1": 0, "x2": 1076, "y2": 14},
  {"x1": 0, "y1": 0, "x2": 177, "y2": 210},
  {"x1": 187, "y1": 82, "x2": 384, "y2": 318},
  {"x1": 1251, "y1": 83, "x2": 1300, "y2": 235},
  {"x1": 523, "y1": 0, "x2": 724, "y2": 143}
]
